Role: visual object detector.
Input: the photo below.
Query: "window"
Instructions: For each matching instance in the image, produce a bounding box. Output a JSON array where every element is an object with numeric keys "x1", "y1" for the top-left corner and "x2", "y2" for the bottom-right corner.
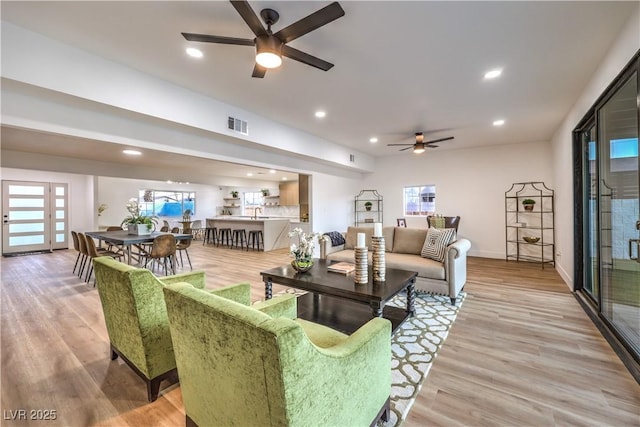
[
  {"x1": 244, "y1": 191, "x2": 264, "y2": 216},
  {"x1": 404, "y1": 185, "x2": 435, "y2": 216},
  {"x1": 137, "y1": 190, "x2": 195, "y2": 217}
]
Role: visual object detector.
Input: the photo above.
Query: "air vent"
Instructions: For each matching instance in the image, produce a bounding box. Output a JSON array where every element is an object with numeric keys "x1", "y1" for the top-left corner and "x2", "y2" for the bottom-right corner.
[
  {"x1": 228, "y1": 116, "x2": 248, "y2": 135},
  {"x1": 350, "y1": 154, "x2": 355, "y2": 162}
]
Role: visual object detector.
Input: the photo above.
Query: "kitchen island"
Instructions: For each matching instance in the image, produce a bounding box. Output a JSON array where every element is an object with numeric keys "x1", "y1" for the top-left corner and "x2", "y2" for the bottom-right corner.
[{"x1": 207, "y1": 217, "x2": 290, "y2": 251}]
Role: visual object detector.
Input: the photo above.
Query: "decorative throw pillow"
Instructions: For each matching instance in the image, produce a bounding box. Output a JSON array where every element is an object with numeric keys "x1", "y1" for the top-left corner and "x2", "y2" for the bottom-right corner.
[{"x1": 421, "y1": 227, "x2": 455, "y2": 262}]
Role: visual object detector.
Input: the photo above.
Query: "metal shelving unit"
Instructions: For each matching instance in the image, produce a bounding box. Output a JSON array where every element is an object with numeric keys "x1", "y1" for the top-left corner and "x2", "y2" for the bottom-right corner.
[
  {"x1": 355, "y1": 190, "x2": 383, "y2": 226},
  {"x1": 505, "y1": 182, "x2": 555, "y2": 268}
]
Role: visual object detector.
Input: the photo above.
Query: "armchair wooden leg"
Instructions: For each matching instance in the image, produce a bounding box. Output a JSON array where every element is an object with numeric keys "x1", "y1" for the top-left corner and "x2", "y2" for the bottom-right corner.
[
  {"x1": 370, "y1": 397, "x2": 390, "y2": 427},
  {"x1": 186, "y1": 415, "x2": 198, "y2": 427},
  {"x1": 147, "y1": 377, "x2": 162, "y2": 402},
  {"x1": 110, "y1": 345, "x2": 118, "y2": 361}
]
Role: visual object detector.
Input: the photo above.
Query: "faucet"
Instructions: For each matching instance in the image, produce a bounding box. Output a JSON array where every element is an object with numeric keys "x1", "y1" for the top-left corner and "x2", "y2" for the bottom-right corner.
[{"x1": 252, "y1": 207, "x2": 262, "y2": 220}]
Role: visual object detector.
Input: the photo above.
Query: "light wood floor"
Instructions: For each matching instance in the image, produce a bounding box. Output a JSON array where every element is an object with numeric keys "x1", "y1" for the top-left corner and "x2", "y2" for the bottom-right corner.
[{"x1": 1, "y1": 243, "x2": 638, "y2": 426}]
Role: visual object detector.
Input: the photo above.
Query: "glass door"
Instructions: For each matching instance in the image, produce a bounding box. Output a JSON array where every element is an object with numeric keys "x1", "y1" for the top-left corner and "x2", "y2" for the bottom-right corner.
[
  {"x1": 1, "y1": 181, "x2": 68, "y2": 255},
  {"x1": 598, "y1": 71, "x2": 639, "y2": 357},
  {"x1": 581, "y1": 122, "x2": 599, "y2": 302}
]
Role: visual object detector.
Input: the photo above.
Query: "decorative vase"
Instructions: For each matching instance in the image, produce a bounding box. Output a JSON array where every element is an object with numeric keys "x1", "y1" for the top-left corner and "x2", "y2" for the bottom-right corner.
[
  {"x1": 291, "y1": 259, "x2": 313, "y2": 273},
  {"x1": 128, "y1": 224, "x2": 152, "y2": 236}
]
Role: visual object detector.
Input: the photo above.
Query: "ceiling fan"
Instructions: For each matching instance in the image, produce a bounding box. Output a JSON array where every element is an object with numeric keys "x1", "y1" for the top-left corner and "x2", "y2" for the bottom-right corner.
[
  {"x1": 181, "y1": 1, "x2": 345, "y2": 78},
  {"x1": 387, "y1": 132, "x2": 454, "y2": 154}
]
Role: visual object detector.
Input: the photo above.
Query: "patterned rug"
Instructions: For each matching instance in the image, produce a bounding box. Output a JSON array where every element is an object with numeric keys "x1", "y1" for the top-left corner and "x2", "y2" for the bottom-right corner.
[
  {"x1": 272, "y1": 289, "x2": 465, "y2": 426},
  {"x1": 384, "y1": 291, "x2": 465, "y2": 426}
]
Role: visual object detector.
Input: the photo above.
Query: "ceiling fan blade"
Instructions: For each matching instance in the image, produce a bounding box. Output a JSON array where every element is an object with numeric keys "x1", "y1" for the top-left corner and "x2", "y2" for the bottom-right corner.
[
  {"x1": 425, "y1": 136, "x2": 454, "y2": 145},
  {"x1": 386, "y1": 143, "x2": 413, "y2": 146},
  {"x1": 182, "y1": 33, "x2": 255, "y2": 46},
  {"x1": 274, "y1": 2, "x2": 345, "y2": 43},
  {"x1": 399, "y1": 146, "x2": 413, "y2": 151},
  {"x1": 426, "y1": 145, "x2": 439, "y2": 148},
  {"x1": 282, "y1": 45, "x2": 333, "y2": 71},
  {"x1": 230, "y1": 0, "x2": 267, "y2": 37},
  {"x1": 252, "y1": 63, "x2": 267, "y2": 78}
]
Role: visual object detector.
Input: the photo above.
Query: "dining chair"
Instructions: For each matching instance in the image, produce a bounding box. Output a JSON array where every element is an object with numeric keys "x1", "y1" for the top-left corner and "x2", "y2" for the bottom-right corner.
[
  {"x1": 176, "y1": 237, "x2": 192, "y2": 270},
  {"x1": 71, "y1": 231, "x2": 85, "y2": 275},
  {"x1": 82, "y1": 233, "x2": 123, "y2": 284},
  {"x1": 190, "y1": 220, "x2": 203, "y2": 240},
  {"x1": 171, "y1": 227, "x2": 180, "y2": 233},
  {"x1": 426, "y1": 215, "x2": 461, "y2": 232},
  {"x1": 142, "y1": 234, "x2": 177, "y2": 276},
  {"x1": 160, "y1": 226, "x2": 169, "y2": 232}
]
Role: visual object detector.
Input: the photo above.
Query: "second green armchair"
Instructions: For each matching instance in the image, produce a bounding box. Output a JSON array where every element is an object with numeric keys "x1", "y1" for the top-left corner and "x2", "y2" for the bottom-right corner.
[{"x1": 163, "y1": 281, "x2": 392, "y2": 427}]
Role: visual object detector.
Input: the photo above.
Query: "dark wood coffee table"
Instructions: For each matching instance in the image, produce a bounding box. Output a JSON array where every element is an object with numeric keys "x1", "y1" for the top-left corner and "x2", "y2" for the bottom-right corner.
[{"x1": 260, "y1": 259, "x2": 417, "y2": 334}]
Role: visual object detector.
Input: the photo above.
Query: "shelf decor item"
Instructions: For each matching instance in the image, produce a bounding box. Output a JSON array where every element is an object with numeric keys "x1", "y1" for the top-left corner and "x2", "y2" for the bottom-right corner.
[
  {"x1": 288, "y1": 227, "x2": 320, "y2": 273},
  {"x1": 230, "y1": 190, "x2": 239, "y2": 198},
  {"x1": 522, "y1": 199, "x2": 536, "y2": 211},
  {"x1": 523, "y1": 236, "x2": 540, "y2": 243},
  {"x1": 364, "y1": 201, "x2": 373, "y2": 211}
]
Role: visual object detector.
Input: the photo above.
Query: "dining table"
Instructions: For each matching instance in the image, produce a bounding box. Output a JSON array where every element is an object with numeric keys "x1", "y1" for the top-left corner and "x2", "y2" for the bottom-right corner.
[{"x1": 85, "y1": 230, "x2": 193, "y2": 265}]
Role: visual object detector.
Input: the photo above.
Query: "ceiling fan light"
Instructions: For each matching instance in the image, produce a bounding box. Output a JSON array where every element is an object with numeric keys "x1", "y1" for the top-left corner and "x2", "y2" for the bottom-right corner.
[
  {"x1": 256, "y1": 36, "x2": 282, "y2": 69},
  {"x1": 413, "y1": 144, "x2": 426, "y2": 154}
]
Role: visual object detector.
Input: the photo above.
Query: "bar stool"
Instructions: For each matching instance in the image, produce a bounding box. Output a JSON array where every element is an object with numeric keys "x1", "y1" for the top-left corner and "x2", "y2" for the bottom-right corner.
[
  {"x1": 203, "y1": 219, "x2": 217, "y2": 246},
  {"x1": 248, "y1": 230, "x2": 263, "y2": 251},
  {"x1": 217, "y1": 228, "x2": 233, "y2": 247},
  {"x1": 232, "y1": 229, "x2": 247, "y2": 250}
]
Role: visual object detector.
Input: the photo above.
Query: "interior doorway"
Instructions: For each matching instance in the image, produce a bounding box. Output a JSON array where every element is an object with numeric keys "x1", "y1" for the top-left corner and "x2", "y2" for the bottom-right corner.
[{"x1": 2, "y1": 180, "x2": 69, "y2": 255}]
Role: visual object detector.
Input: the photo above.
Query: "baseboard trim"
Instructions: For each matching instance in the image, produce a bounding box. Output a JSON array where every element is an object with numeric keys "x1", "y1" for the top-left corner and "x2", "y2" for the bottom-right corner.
[{"x1": 574, "y1": 291, "x2": 640, "y2": 384}]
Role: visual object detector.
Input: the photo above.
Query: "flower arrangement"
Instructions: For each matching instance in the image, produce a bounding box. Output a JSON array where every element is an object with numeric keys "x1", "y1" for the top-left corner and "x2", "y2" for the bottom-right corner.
[
  {"x1": 97, "y1": 203, "x2": 108, "y2": 216},
  {"x1": 288, "y1": 227, "x2": 320, "y2": 272},
  {"x1": 121, "y1": 198, "x2": 157, "y2": 231}
]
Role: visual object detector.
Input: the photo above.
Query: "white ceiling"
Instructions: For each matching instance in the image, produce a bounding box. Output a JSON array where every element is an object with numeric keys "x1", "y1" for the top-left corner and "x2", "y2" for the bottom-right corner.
[{"x1": 1, "y1": 1, "x2": 636, "y2": 179}]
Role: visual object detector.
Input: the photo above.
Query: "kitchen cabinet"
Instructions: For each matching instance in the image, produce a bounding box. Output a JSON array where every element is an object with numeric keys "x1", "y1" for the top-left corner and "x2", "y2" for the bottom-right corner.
[{"x1": 279, "y1": 181, "x2": 299, "y2": 206}]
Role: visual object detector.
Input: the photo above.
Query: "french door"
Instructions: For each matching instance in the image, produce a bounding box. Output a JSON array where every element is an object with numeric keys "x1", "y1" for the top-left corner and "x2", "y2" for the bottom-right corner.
[{"x1": 2, "y1": 181, "x2": 69, "y2": 255}]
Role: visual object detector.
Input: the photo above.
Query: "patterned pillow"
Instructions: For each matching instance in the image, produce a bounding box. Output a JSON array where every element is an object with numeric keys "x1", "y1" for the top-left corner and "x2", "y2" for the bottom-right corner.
[{"x1": 421, "y1": 227, "x2": 455, "y2": 262}]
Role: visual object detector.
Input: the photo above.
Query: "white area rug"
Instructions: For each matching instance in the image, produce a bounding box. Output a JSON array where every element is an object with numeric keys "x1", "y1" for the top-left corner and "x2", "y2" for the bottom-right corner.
[
  {"x1": 384, "y1": 291, "x2": 465, "y2": 426},
  {"x1": 273, "y1": 289, "x2": 465, "y2": 426}
]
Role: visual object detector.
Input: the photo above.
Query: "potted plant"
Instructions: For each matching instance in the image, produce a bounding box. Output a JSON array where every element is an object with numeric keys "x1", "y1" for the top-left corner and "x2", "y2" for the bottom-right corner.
[
  {"x1": 364, "y1": 201, "x2": 373, "y2": 211},
  {"x1": 230, "y1": 191, "x2": 239, "y2": 198},
  {"x1": 522, "y1": 199, "x2": 536, "y2": 211},
  {"x1": 121, "y1": 198, "x2": 157, "y2": 235}
]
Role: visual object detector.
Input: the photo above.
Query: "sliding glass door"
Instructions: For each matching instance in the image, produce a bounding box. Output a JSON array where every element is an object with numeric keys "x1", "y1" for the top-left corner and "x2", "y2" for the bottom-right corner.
[
  {"x1": 598, "y1": 71, "x2": 639, "y2": 357},
  {"x1": 576, "y1": 55, "x2": 639, "y2": 363}
]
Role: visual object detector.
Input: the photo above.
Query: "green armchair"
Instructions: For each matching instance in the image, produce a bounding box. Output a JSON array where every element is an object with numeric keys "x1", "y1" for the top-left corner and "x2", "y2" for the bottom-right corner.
[
  {"x1": 163, "y1": 282, "x2": 392, "y2": 427},
  {"x1": 93, "y1": 256, "x2": 207, "y2": 401}
]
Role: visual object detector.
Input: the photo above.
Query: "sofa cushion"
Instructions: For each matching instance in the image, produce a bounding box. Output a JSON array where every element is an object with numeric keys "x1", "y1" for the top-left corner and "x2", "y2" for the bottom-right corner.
[
  {"x1": 421, "y1": 227, "x2": 456, "y2": 262},
  {"x1": 382, "y1": 226, "x2": 395, "y2": 252},
  {"x1": 385, "y1": 253, "x2": 446, "y2": 280},
  {"x1": 344, "y1": 227, "x2": 374, "y2": 249},
  {"x1": 392, "y1": 227, "x2": 428, "y2": 255}
]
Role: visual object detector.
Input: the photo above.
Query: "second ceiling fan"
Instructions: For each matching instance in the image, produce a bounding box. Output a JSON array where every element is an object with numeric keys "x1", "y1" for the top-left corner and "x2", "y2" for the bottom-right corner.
[
  {"x1": 387, "y1": 132, "x2": 454, "y2": 154},
  {"x1": 182, "y1": 1, "x2": 345, "y2": 78}
]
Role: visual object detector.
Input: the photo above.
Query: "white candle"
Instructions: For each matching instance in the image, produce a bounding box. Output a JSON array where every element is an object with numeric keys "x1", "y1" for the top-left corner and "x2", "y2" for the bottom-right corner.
[
  {"x1": 373, "y1": 223, "x2": 382, "y2": 237},
  {"x1": 357, "y1": 232, "x2": 365, "y2": 248}
]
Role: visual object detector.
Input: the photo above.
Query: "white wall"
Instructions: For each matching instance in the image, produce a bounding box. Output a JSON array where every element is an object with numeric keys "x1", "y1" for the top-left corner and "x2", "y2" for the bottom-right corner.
[
  {"x1": 550, "y1": 6, "x2": 640, "y2": 288},
  {"x1": 365, "y1": 141, "x2": 553, "y2": 258}
]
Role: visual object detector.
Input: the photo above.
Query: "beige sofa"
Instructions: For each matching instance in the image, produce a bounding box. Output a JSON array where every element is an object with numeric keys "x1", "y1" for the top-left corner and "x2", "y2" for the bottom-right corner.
[{"x1": 320, "y1": 226, "x2": 471, "y2": 304}]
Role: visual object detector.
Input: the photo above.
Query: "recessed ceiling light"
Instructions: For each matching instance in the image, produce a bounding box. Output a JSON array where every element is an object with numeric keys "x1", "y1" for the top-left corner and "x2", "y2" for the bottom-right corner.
[
  {"x1": 493, "y1": 119, "x2": 505, "y2": 126},
  {"x1": 315, "y1": 111, "x2": 326, "y2": 118},
  {"x1": 484, "y1": 68, "x2": 502, "y2": 79},
  {"x1": 122, "y1": 149, "x2": 142, "y2": 156},
  {"x1": 269, "y1": 169, "x2": 276, "y2": 174},
  {"x1": 369, "y1": 137, "x2": 378, "y2": 143},
  {"x1": 247, "y1": 172, "x2": 253, "y2": 177},
  {"x1": 282, "y1": 177, "x2": 287, "y2": 181},
  {"x1": 186, "y1": 47, "x2": 203, "y2": 58}
]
